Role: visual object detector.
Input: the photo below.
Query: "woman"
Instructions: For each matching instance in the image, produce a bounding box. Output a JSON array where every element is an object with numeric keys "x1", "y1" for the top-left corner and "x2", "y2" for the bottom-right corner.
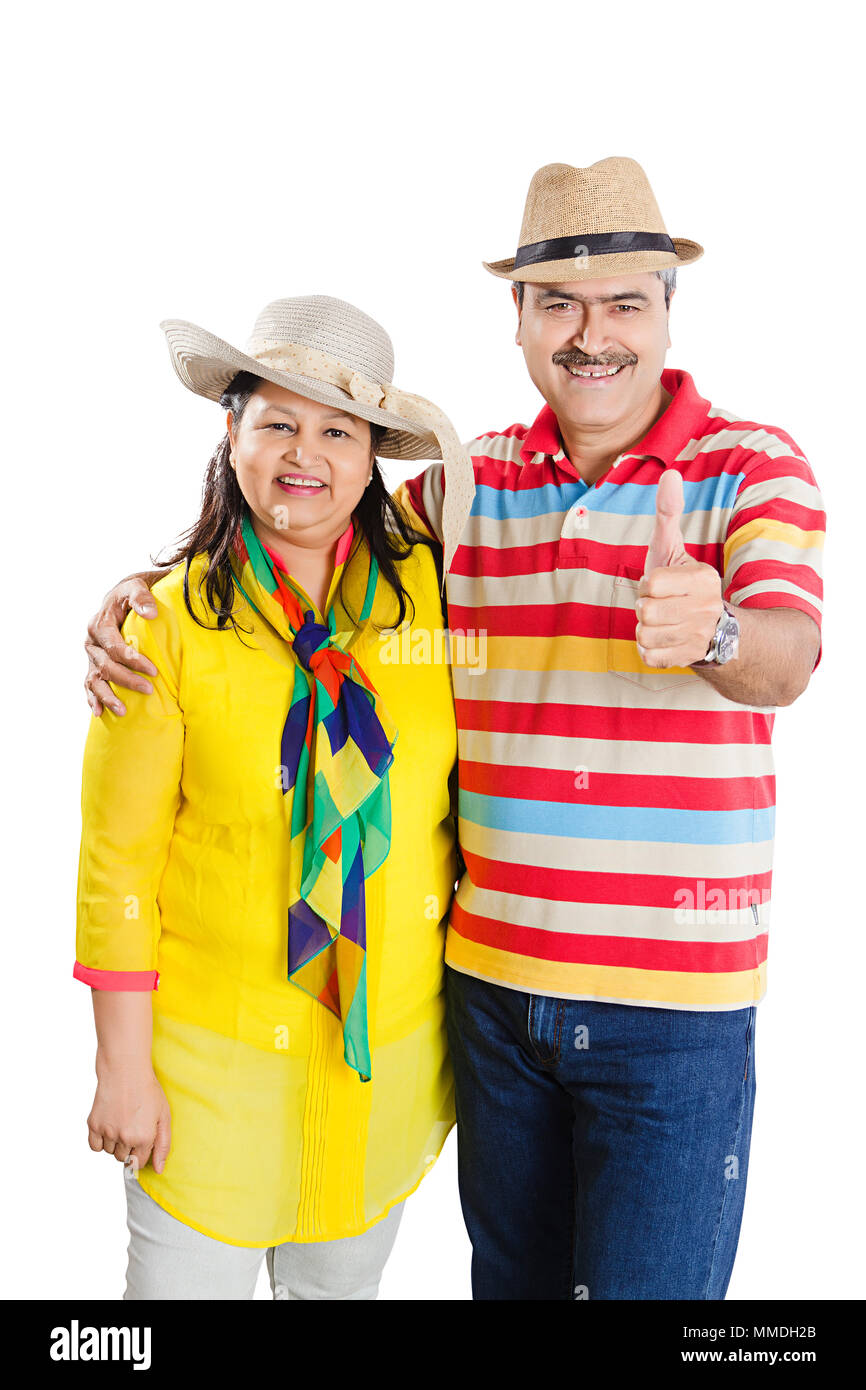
[{"x1": 75, "y1": 294, "x2": 474, "y2": 1299}]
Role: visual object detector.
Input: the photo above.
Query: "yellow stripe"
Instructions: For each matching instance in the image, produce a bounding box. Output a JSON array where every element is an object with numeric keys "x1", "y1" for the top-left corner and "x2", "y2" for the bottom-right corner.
[
  {"x1": 485, "y1": 634, "x2": 692, "y2": 675},
  {"x1": 725, "y1": 518, "x2": 825, "y2": 568},
  {"x1": 445, "y1": 934, "x2": 767, "y2": 1008}
]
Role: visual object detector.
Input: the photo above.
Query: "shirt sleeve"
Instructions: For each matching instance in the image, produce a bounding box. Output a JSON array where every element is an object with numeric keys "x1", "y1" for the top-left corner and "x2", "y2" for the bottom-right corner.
[
  {"x1": 392, "y1": 462, "x2": 446, "y2": 546},
  {"x1": 74, "y1": 595, "x2": 184, "y2": 990},
  {"x1": 723, "y1": 446, "x2": 825, "y2": 633}
]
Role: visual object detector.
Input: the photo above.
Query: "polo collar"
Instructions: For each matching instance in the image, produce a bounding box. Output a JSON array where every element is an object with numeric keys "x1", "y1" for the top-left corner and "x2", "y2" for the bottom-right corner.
[{"x1": 519, "y1": 367, "x2": 711, "y2": 469}]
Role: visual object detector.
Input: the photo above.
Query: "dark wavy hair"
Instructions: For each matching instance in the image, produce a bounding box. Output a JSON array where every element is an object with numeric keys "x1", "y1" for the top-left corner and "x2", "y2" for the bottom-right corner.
[{"x1": 158, "y1": 371, "x2": 439, "y2": 635}]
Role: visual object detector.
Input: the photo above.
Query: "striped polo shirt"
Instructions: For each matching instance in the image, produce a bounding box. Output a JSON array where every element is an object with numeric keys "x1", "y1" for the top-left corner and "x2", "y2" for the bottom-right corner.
[{"x1": 394, "y1": 367, "x2": 825, "y2": 1010}]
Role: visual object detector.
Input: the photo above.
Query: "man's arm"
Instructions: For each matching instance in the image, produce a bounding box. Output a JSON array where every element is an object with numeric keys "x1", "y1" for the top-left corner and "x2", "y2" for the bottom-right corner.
[
  {"x1": 85, "y1": 569, "x2": 168, "y2": 716},
  {"x1": 693, "y1": 605, "x2": 818, "y2": 706},
  {"x1": 392, "y1": 464, "x2": 445, "y2": 546}
]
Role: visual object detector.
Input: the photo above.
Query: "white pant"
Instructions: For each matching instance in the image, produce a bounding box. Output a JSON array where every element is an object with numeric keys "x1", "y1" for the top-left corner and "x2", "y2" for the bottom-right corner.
[{"x1": 123, "y1": 1171, "x2": 404, "y2": 1300}]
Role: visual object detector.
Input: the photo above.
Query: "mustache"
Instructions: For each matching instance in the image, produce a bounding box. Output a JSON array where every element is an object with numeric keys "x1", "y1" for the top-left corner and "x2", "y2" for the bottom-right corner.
[{"x1": 553, "y1": 350, "x2": 637, "y2": 368}]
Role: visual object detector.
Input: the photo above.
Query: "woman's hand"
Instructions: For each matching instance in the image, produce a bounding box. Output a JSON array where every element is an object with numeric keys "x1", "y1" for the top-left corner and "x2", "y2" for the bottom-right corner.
[
  {"x1": 84, "y1": 572, "x2": 167, "y2": 716},
  {"x1": 87, "y1": 1062, "x2": 172, "y2": 1174}
]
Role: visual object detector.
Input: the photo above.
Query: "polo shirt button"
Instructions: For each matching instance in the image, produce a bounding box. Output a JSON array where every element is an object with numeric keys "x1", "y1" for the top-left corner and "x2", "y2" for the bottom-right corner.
[{"x1": 561, "y1": 503, "x2": 589, "y2": 538}]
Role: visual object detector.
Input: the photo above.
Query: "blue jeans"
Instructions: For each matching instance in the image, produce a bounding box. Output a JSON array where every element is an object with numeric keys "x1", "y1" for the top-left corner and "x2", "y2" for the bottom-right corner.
[{"x1": 445, "y1": 966, "x2": 757, "y2": 1300}]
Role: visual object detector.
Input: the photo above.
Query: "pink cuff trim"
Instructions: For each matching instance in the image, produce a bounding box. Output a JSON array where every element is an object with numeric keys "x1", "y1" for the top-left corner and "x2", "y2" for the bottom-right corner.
[{"x1": 73, "y1": 961, "x2": 159, "y2": 991}]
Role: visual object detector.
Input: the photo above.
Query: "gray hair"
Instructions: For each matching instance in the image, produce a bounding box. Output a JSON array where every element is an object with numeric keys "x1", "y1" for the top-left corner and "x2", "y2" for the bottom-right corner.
[{"x1": 513, "y1": 267, "x2": 677, "y2": 309}]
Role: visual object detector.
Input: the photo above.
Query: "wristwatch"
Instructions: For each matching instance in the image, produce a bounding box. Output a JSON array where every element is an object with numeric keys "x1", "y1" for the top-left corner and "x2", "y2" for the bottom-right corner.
[{"x1": 693, "y1": 601, "x2": 740, "y2": 666}]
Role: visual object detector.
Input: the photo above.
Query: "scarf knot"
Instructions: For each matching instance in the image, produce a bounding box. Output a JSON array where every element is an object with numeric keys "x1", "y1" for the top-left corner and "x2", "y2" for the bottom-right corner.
[{"x1": 292, "y1": 610, "x2": 333, "y2": 670}]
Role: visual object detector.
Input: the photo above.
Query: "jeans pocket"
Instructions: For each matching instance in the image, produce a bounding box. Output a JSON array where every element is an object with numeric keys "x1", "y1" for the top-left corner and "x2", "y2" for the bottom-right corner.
[{"x1": 608, "y1": 564, "x2": 703, "y2": 694}]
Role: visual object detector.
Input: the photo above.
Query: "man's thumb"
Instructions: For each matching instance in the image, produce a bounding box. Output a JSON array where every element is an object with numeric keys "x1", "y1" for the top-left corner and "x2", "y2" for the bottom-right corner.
[{"x1": 644, "y1": 469, "x2": 687, "y2": 574}]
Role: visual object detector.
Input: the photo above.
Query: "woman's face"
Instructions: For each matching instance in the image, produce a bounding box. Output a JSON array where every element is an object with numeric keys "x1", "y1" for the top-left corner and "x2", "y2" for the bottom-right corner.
[{"x1": 227, "y1": 379, "x2": 373, "y2": 550}]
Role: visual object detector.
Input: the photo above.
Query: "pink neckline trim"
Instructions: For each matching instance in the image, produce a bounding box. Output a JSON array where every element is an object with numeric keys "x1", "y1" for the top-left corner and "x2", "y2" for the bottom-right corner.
[{"x1": 263, "y1": 520, "x2": 355, "y2": 575}]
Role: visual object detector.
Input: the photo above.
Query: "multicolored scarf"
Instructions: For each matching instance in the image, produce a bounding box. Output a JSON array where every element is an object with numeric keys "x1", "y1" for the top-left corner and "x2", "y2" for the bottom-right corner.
[{"x1": 230, "y1": 508, "x2": 397, "y2": 1082}]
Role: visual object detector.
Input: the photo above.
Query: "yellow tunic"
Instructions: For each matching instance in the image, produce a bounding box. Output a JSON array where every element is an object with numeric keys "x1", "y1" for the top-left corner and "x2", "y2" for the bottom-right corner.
[{"x1": 76, "y1": 536, "x2": 458, "y2": 1246}]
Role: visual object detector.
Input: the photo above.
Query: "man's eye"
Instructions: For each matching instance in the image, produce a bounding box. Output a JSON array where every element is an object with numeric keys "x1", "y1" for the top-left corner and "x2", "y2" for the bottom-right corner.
[
  {"x1": 614, "y1": 304, "x2": 638, "y2": 313},
  {"x1": 546, "y1": 302, "x2": 575, "y2": 313}
]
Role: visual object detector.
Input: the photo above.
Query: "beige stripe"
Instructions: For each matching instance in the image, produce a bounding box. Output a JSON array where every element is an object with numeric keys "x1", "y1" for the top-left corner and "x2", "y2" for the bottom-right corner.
[
  {"x1": 732, "y1": 475, "x2": 823, "y2": 513},
  {"x1": 458, "y1": 819, "x2": 773, "y2": 884},
  {"x1": 466, "y1": 432, "x2": 532, "y2": 464},
  {"x1": 414, "y1": 459, "x2": 445, "y2": 545},
  {"x1": 458, "y1": 726, "x2": 776, "y2": 778},
  {"x1": 726, "y1": 536, "x2": 824, "y2": 574},
  {"x1": 451, "y1": 663, "x2": 770, "y2": 712},
  {"x1": 675, "y1": 426, "x2": 808, "y2": 464},
  {"x1": 728, "y1": 578, "x2": 823, "y2": 613},
  {"x1": 455, "y1": 883, "x2": 771, "y2": 944},
  {"x1": 454, "y1": 505, "x2": 747, "y2": 561}
]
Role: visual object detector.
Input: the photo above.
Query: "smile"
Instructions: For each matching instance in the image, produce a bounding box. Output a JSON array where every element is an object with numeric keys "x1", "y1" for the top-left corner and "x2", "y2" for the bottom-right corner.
[
  {"x1": 275, "y1": 475, "x2": 326, "y2": 489},
  {"x1": 565, "y1": 364, "x2": 625, "y2": 378}
]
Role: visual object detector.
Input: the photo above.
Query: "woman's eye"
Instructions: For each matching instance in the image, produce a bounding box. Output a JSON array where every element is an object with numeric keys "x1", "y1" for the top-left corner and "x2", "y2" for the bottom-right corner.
[
  {"x1": 269, "y1": 422, "x2": 293, "y2": 431},
  {"x1": 325, "y1": 429, "x2": 347, "y2": 438}
]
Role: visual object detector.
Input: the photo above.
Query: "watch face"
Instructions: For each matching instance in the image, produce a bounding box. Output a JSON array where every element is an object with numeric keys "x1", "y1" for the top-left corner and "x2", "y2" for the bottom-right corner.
[{"x1": 717, "y1": 614, "x2": 740, "y2": 663}]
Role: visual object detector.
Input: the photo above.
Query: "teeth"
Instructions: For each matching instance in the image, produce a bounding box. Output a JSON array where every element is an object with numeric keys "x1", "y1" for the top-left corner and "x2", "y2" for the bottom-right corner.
[
  {"x1": 278, "y1": 476, "x2": 324, "y2": 487},
  {"x1": 568, "y1": 365, "x2": 622, "y2": 377}
]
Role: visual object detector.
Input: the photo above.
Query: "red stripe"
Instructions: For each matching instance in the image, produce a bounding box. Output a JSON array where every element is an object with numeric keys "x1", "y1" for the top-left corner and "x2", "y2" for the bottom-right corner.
[
  {"x1": 731, "y1": 499, "x2": 825, "y2": 532},
  {"x1": 405, "y1": 473, "x2": 435, "y2": 532},
  {"x1": 469, "y1": 449, "x2": 752, "y2": 489},
  {"x1": 459, "y1": 760, "x2": 774, "y2": 810},
  {"x1": 460, "y1": 847, "x2": 773, "y2": 909},
  {"x1": 727, "y1": 557, "x2": 823, "y2": 599},
  {"x1": 450, "y1": 536, "x2": 728, "y2": 582},
  {"x1": 735, "y1": 591, "x2": 823, "y2": 627},
  {"x1": 735, "y1": 454, "x2": 819, "y2": 487},
  {"x1": 450, "y1": 900, "x2": 769, "y2": 973},
  {"x1": 455, "y1": 697, "x2": 774, "y2": 745},
  {"x1": 453, "y1": 538, "x2": 566, "y2": 577}
]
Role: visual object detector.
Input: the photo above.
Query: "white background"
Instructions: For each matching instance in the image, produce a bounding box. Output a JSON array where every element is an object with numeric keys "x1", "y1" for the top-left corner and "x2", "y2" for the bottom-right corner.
[{"x1": 3, "y1": 0, "x2": 863, "y2": 1300}]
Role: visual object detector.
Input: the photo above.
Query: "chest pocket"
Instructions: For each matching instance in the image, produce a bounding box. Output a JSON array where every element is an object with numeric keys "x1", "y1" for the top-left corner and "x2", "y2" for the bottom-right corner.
[{"x1": 608, "y1": 564, "x2": 702, "y2": 694}]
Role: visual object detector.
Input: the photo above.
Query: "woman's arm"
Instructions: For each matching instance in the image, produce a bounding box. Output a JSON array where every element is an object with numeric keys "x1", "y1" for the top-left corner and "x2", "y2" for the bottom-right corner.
[
  {"x1": 87, "y1": 991, "x2": 171, "y2": 1173},
  {"x1": 76, "y1": 592, "x2": 184, "y2": 1172}
]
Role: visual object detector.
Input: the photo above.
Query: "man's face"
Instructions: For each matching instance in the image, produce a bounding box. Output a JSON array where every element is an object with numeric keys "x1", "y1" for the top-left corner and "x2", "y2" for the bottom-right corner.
[{"x1": 514, "y1": 272, "x2": 673, "y2": 430}]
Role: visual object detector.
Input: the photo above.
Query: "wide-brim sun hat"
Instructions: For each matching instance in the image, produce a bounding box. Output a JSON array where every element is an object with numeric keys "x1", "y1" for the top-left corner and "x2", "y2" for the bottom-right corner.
[
  {"x1": 483, "y1": 156, "x2": 703, "y2": 283},
  {"x1": 160, "y1": 294, "x2": 475, "y2": 573}
]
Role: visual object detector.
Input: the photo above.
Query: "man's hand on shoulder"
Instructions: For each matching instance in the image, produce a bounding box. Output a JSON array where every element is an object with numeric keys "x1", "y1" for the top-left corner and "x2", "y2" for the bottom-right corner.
[{"x1": 85, "y1": 570, "x2": 168, "y2": 717}]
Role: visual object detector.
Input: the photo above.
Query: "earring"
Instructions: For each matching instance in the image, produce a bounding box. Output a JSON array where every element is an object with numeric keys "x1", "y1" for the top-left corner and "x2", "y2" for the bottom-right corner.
[{"x1": 366, "y1": 471, "x2": 373, "y2": 487}]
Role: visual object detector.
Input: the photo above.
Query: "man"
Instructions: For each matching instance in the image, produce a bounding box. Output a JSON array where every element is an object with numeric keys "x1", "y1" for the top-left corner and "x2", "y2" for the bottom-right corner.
[{"x1": 84, "y1": 158, "x2": 824, "y2": 1300}]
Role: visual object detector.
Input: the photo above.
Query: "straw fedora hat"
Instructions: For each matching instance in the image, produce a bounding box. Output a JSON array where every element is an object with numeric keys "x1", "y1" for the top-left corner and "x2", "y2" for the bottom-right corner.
[
  {"x1": 160, "y1": 295, "x2": 475, "y2": 572},
  {"x1": 483, "y1": 157, "x2": 703, "y2": 283}
]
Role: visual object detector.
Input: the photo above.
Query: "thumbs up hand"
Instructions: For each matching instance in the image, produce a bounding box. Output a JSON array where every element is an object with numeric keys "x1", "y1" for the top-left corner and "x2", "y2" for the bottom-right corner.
[
  {"x1": 636, "y1": 470, "x2": 724, "y2": 669},
  {"x1": 643, "y1": 468, "x2": 689, "y2": 573}
]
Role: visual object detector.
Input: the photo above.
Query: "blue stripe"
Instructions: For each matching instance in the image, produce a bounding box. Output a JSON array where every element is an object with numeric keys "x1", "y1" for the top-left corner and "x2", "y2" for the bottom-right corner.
[
  {"x1": 459, "y1": 790, "x2": 774, "y2": 847},
  {"x1": 592, "y1": 473, "x2": 744, "y2": 516},
  {"x1": 472, "y1": 481, "x2": 587, "y2": 519},
  {"x1": 472, "y1": 472, "x2": 744, "y2": 522}
]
